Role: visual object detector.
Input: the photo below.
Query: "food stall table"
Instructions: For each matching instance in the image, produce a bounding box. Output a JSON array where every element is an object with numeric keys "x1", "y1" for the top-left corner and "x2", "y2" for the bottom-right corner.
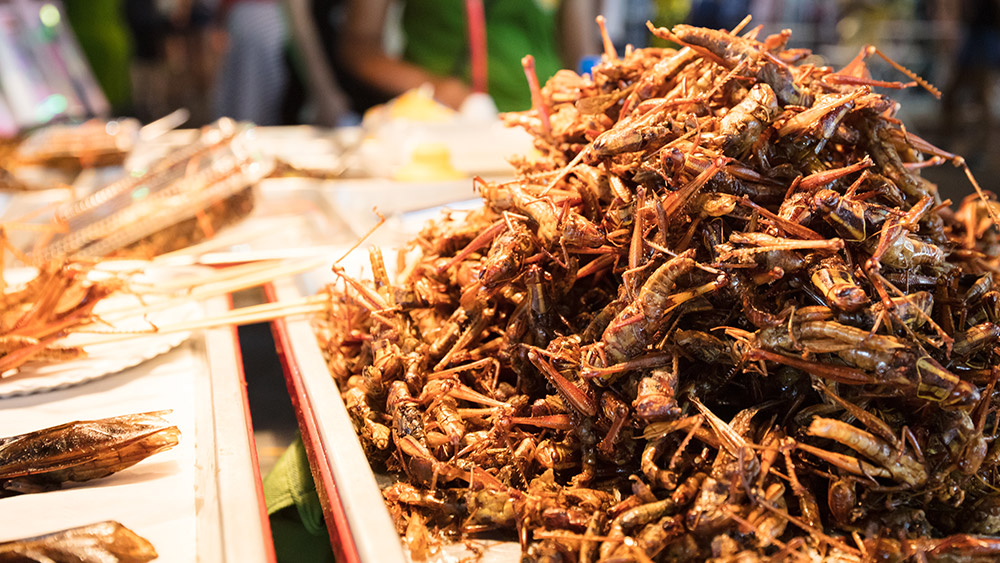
[
  {"x1": 0, "y1": 294, "x2": 275, "y2": 562},
  {"x1": 0, "y1": 121, "x2": 522, "y2": 561}
]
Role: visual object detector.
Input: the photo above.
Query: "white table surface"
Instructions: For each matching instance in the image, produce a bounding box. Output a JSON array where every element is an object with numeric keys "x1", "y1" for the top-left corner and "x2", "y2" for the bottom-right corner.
[{"x1": 0, "y1": 296, "x2": 273, "y2": 562}]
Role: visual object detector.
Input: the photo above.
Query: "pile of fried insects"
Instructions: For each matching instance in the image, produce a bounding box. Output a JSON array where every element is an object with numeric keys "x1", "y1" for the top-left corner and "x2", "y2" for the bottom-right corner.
[{"x1": 314, "y1": 17, "x2": 1000, "y2": 562}]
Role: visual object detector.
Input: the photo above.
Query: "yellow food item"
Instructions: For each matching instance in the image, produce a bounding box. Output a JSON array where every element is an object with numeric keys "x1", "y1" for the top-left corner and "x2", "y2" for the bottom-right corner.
[{"x1": 393, "y1": 143, "x2": 464, "y2": 182}]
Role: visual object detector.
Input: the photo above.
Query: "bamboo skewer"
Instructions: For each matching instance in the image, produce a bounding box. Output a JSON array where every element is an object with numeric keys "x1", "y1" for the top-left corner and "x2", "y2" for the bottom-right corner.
[
  {"x1": 93, "y1": 256, "x2": 330, "y2": 321},
  {"x1": 1, "y1": 254, "x2": 340, "y2": 370},
  {"x1": 70, "y1": 293, "x2": 331, "y2": 348},
  {"x1": 143, "y1": 255, "x2": 327, "y2": 293}
]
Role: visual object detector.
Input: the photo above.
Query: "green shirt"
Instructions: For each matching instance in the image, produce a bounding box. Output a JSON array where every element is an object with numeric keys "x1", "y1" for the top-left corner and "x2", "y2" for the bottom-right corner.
[
  {"x1": 401, "y1": 0, "x2": 564, "y2": 112},
  {"x1": 63, "y1": 0, "x2": 132, "y2": 112}
]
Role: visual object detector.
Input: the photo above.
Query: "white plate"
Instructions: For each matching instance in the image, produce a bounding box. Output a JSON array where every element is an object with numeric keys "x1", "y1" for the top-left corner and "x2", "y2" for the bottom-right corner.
[{"x1": 0, "y1": 264, "x2": 204, "y2": 398}]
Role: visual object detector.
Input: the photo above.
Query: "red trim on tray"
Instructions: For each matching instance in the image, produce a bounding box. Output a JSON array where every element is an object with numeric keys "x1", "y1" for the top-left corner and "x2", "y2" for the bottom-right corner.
[
  {"x1": 264, "y1": 282, "x2": 361, "y2": 563},
  {"x1": 227, "y1": 292, "x2": 279, "y2": 563}
]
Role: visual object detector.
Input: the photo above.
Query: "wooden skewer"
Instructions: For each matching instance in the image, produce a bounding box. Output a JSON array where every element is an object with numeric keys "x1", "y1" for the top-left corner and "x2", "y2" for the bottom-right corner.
[
  {"x1": 94, "y1": 257, "x2": 330, "y2": 321},
  {"x1": 70, "y1": 294, "x2": 331, "y2": 348},
  {"x1": 137, "y1": 255, "x2": 328, "y2": 294}
]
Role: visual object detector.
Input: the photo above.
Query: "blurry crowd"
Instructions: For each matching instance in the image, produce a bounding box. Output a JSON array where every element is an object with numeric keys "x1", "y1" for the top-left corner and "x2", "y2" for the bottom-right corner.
[{"x1": 61, "y1": 0, "x2": 998, "y2": 133}]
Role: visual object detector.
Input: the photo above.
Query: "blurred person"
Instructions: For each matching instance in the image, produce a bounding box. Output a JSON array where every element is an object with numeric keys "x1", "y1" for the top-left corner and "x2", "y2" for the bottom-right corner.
[
  {"x1": 684, "y1": 0, "x2": 750, "y2": 31},
  {"x1": 285, "y1": 0, "x2": 352, "y2": 125},
  {"x1": 124, "y1": 0, "x2": 171, "y2": 122},
  {"x1": 212, "y1": 0, "x2": 355, "y2": 127},
  {"x1": 213, "y1": 0, "x2": 288, "y2": 125},
  {"x1": 335, "y1": 0, "x2": 599, "y2": 113},
  {"x1": 941, "y1": 0, "x2": 1000, "y2": 131},
  {"x1": 163, "y1": 0, "x2": 220, "y2": 125}
]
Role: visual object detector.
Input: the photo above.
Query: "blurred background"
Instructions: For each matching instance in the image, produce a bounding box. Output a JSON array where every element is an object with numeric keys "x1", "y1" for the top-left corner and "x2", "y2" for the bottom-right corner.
[{"x1": 2, "y1": 0, "x2": 995, "y2": 200}]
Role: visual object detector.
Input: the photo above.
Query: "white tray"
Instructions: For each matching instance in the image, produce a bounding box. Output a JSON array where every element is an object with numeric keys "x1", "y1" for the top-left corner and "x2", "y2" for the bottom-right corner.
[{"x1": 0, "y1": 295, "x2": 275, "y2": 563}]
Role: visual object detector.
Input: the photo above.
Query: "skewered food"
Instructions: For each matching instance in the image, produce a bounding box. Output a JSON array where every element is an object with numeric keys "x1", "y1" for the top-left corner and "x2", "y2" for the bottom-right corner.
[
  {"x1": 3, "y1": 120, "x2": 137, "y2": 172},
  {"x1": 315, "y1": 18, "x2": 1000, "y2": 562},
  {"x1": 0, "y1": 121, "x2": 138, "y2": 192},
  {"x1": 31, "y1": 119, "x2": 269, "y2": 261},
  {"x1": 109, "y1": 185, "x2": 257, "y2": 259}
]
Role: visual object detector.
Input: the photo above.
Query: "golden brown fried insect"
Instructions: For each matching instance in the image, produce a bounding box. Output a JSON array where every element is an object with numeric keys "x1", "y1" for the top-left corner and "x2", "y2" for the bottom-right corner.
[
  {"x1": 0, "y1": 521, "x2": 157, "y2": 563},
  {"x1": 655, "y1": 24, "x2": 812, "y2": 107},
  {"x1": 0, "y1": 411, "x2": 179, "y2": 495},
  {"x1": 313, "y1": 16, "x2": 1000, "y2": 562}
]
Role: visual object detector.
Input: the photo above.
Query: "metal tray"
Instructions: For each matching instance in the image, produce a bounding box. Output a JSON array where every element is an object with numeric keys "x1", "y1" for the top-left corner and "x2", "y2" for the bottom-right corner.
[
  {"x1": 195, "y1": 295, "x2": 276, "y2": 562},
  {"x1": 268, "y1": 272, "x2": 525, "y2": 562},
  {"x1": 0, "y1": 121, "x2": 527, "y2": 560},
  {"x1": 269, "y1": 277, "x2": 405, "y2": 563}
]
